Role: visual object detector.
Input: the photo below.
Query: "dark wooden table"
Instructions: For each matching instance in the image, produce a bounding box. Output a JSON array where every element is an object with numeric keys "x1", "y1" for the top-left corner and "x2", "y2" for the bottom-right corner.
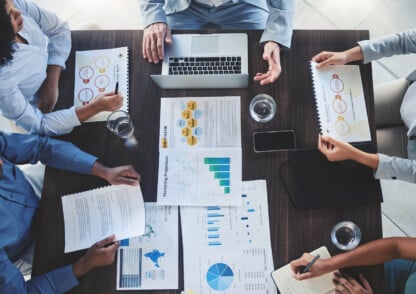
[{"x1": 32, "y1": 30, "x2": 384, "y2": 293}]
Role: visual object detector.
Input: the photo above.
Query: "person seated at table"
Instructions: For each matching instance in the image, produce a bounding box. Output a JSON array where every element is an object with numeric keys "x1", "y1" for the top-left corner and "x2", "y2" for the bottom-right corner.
[
  {"x1": 139, "y1": 0, "x2": 295, "y2": 85},
  {"x1": 312, "y1": 29, "x2": 416, "y2": 160},
  {"x1": 0, "y1": 131, "x2": 141, "y2": 293},
  {"x1": 290, "y1": 237, "x2": 416, "y2": 294},
  {"x1": 0, "y1": 0, "x2": 123, "y2": 136}
]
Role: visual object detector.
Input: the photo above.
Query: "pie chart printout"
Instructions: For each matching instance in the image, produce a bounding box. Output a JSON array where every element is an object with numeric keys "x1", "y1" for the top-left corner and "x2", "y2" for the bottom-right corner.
[{"x1": 206, "y1": 263, "x2": 234, "y2": 291}]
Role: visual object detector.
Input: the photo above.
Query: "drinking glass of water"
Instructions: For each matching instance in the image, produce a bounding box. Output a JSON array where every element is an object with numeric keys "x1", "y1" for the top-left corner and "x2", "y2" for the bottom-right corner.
[
  {"x1": 249, "y1": 94, "x2": 276, "y2": 123},
  {"x1": 331, "y1": 221, "x2": 361, "y2": 251},
  {"x1": 106, "y1": 110, "x2": 138, "y2": 147}
]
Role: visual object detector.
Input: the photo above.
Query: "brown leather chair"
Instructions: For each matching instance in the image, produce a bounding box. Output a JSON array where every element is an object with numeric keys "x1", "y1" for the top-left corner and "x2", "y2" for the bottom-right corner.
[{"x1": 374, "y1": 78, "x2": 410, "y2": 158}]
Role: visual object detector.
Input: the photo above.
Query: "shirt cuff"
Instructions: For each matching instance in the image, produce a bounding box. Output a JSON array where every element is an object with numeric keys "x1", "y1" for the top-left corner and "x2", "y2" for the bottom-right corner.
[
  {"x1": 49, "y1": 264, "x2": 79, "y2": 293},
  {"x1": 357, "y1": 40, "x2": 373, "y2": 64}
]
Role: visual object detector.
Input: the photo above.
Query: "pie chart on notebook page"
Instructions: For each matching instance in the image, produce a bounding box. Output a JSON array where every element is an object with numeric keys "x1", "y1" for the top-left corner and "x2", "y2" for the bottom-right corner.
[{"x1": 206, "y1": 263, "x2": 234, "y2": 291}]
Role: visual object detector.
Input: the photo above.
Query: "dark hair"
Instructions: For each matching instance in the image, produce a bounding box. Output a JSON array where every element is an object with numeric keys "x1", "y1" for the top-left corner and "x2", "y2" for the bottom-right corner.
[{"x1": 0, "y1": 0, "x2": 16, "y2": 66}]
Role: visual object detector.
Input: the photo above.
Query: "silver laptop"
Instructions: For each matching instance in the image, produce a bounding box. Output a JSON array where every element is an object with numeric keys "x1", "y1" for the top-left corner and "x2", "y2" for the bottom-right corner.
[{"x1": 150, "y1": 33, "x2": 248, "y2": 89}]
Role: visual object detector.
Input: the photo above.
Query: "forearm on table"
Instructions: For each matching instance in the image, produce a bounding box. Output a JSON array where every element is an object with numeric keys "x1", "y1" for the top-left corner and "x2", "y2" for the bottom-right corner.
[
  {"x1": 91, "y1": 161, "x2": 110, "y2": 181},
  {"x1": 324, "y1": 237, "x2": 416, "y2": 272},
  {"x1": 75, "y1": 102, "x2": 105, "y2": 122}
]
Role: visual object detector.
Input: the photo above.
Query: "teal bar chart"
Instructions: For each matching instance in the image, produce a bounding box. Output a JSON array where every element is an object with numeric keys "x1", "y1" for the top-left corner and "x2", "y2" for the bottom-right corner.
[{"x1": 204, "y1": 157, "x2": 231, "y2": 194}]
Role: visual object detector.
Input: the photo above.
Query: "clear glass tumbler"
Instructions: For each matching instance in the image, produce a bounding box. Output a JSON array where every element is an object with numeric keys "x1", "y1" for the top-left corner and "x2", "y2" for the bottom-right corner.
[
  {"x1": 249, "y1": 94, "x2": 276, "y2": 123},
  {"x1": 331, "y1": 221, "x2": 361, "y2": 251},
  {"x1": 106, "y1": 110, "x2": 138, "y2": 147}
]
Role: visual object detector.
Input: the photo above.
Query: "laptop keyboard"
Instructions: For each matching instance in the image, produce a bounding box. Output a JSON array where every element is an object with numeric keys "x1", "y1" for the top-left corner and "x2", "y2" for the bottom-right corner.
[{"x1": 168, "y1": 56, "x2": 242, "y2": 75}]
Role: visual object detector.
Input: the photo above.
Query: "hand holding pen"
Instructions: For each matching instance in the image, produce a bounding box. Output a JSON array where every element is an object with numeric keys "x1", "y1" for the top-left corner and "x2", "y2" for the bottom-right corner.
[{"x1": 290, "y1": 253, "x2": 327, "y2": 280}]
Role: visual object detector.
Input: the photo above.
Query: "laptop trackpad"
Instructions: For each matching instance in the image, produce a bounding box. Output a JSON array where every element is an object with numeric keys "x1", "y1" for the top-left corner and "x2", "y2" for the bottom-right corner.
[{"x1": 191, "y1": 36, "x2": 219, "y2": 54}]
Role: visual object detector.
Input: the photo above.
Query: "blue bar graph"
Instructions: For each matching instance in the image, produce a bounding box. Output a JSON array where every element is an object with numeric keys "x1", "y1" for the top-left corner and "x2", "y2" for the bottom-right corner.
[
  {"x1": 241, "y1": 217, "x2": 248, "y2": 220},
  {"x1": 208, "y1": 241, "x2": 222, "y2": 246},
  {"x1": 208, "y1": 234, "x2": 220, "y2": 239},
  {"x1": 208, "y1": 213, "x2": 225, "y2": 218},
  {"x1": 207, "y1": 206, "x2": 221, "y2": 211},
  {"x1": 208, "y1": 227, "x2": 219, "y2": 231},
  {"x1": 204, "y1": 157, "x2": 231, "y2": 194},
  {"x1": 248, "y1": 209, "x2": 255, "y2": 213}
]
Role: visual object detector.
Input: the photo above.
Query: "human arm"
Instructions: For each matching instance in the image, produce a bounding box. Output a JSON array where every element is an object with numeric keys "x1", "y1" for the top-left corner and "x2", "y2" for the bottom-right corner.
[
  {"x1": 0, "y1": 133, "x2": 140, "y2": 185},
  {"x1": 37, "y1": 65, "x2": 62, "y2": 113},
  {"x1": 318, "y1": 134, "x2": 379, "y2": 169},
  {"x1": 254, "y1": 0, "x2": 295, "y2": 85},
  {"x1": 290, "y1": 237, "x2": 416, "y2": 280},
  {"x1": 312, "y1": 46, "x2": 364, "y2": 69},
  {"x1": 140, "y1": 0, "x2": 172, "y2": 63},
  {"x1": 0, "y1": 79, "x2": 123, "y2": 136}
]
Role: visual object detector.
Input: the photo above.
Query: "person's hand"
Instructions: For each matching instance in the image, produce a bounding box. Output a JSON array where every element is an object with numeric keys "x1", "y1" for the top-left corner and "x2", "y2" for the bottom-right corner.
[
  {"x1": 143, "y1": 22, "x2": 172, "y2": 64},
  {"x1": 37, "y1": 78, "x2": 59, "y2": 113},
  {"x1": 290, "y1": 253, "x2": 330, "y2": 280},
  {"x1": 72, "y1": 235, "x2": 120, "y2": 278},
  {"x1": 92, "y1": 162, "x2": 141, "y2": 186},
  {"x1": 90, "y1": 91, "x2": 123, "y2": 112},
  {"x1": 254, "y1": 41, "x2": 281, "y2": 85},
  {"x1": 37, "y1": 65, "x2": 63, "y2": 112},
  {"x1": 312, "y1": 51, "x2": 349, "y2": 69},
  {"x1": 318, "y1": 134, "x2": 357, "y2": 162},
  {"x1": 312, "y1": 46, "x2": 363, "y2": 69},
  {"x1": 333, "y1": 272, "x2": 373, "y2": 294}
]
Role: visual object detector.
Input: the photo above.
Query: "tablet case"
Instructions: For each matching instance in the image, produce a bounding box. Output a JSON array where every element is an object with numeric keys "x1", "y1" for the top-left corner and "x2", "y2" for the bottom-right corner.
[{"x1": 288, "y1": 145, "x2": 383, "y2": 209}]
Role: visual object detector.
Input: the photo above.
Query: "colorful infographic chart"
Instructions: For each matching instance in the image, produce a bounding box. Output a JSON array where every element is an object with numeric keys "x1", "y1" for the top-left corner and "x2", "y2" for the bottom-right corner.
[
  {"x1": 206, "y1": 263, "x2": 234, "y2": 291},
  {"x1": 310, "y1": 61, "x2": 371, "y2": 143},
  {"x1": 157, "y1": 148, "x2": 241, "y2": 206},
  {"x1": 181, "y1": 180, "x2": 277, "y2": 294},
  {"x1": 116, "y1": 204, "x2": 178, "y2": 290},
  {"x1": 74, "y1": 47, "x2": 129, "y2": 122}
]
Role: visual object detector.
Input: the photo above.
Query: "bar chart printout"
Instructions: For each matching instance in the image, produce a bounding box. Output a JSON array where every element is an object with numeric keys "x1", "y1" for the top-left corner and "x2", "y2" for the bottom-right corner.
[
  {"x1": 181, "y1": 180, "x2": 277, "y2": 294},
  {"x1": 157, "y1": 148, "x2": 242, "y2": 206}
]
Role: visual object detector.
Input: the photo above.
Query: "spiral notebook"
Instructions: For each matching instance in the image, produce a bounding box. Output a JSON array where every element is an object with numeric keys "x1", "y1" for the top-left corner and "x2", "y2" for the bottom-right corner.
[
  {"x1": 74, "y1": 47, "x2": 129, "y2": 122},
  {"x1": 310, "y1": 61, "x2": 371, "y2": 143}
]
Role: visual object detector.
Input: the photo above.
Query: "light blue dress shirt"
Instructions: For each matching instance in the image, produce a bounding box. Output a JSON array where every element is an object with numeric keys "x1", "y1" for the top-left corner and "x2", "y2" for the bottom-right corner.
[
  {"x1": 0, "y1": 132, "x2": 97, "y2": 293},
  {"x1": 140, "y1": 0, "x2": 295, "y2": 48},
  {"x1": 0, "y1": 0, "x2": 81, "y2": 136},
  {"x1": 358, "y1": 29, "x2": 416, "y2": 182}
]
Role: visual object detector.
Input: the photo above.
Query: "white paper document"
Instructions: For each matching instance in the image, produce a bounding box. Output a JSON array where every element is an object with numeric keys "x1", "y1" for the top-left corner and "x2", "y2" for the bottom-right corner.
[
  {"x1": 159, "y1": 96, "x2": 241, "y2": 148},
  {"x1": 271, "y1": 246, "x2": 337, "y2": 294},
  {"x1": 62, "y1": 185, "x2": 145, "y2": 253},
  {"x1": 74, "y1": 46, "x2": 129, "y2": 122},
  {"x1": 181, "y1": 180, "x2": 276, "y2": 294},
  {"x1": 310, "y1": 61, "x2": 371, "y2": 143},
  {"x1": 116, "y1": 203, "x2": 179, "y2": 290},
  {"x1": 157, "y1": 96, "x2": 242, "y2": 206}
]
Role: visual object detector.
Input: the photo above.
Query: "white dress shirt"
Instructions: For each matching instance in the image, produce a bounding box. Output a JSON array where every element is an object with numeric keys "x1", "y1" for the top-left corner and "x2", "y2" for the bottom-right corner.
[
  {"x1": 193, "y1": 0, "x2": 231, "y2": 7},
  {"x1": 0, "y1": 0, "x2": 80, "y2": 136}
]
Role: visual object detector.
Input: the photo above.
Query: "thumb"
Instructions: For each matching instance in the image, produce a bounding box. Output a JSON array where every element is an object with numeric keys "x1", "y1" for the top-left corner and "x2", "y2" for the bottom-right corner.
[{"x1": 165, "y1": 27, "x2": 172, "y2": 44}]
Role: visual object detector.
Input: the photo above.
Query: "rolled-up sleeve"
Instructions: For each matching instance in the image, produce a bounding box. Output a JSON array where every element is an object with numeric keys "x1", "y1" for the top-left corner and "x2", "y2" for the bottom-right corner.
[
  {"x1": 358, "y1": 29, "x2": 416, "y2": 64},
  {"x1": 374, "y1": 153, "x2": 416, "y2": 183},
  {"x1": 260, "y1": 0, "x2": 295, "y2": 49},
  {"x1": 14, "y1": 0, "x2": 71, "y2": 69}
]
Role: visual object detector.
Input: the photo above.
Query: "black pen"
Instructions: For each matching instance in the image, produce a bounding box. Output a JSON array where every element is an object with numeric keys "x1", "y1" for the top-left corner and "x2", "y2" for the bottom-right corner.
[
  {"x1": 302, "y1": 254, "x2": 320, "y2": 273},
  {"x1": 114, "y1": 81, "x2": 119, "y2": 95}
]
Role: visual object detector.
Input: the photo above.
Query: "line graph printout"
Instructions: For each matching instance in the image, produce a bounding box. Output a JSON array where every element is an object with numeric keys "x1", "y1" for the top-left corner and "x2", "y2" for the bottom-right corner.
[
  {"x1": 116, "y1": 203, "x2": 178, "y2": 290},
  {"x1": 157, "y1": 148, "x2": 242, "y2": 206},
  {"x1": 181, "y1": 180, "x2": 276, "y2": 294}
]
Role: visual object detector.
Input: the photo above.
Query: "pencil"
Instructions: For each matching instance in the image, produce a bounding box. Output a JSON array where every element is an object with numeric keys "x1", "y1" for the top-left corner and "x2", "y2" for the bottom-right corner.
[
  {"x1": 302, "y1": 254, "x2": 320, "y2": 273},
  {"x1": 114, "y1": 81, "x2": 119, "y2": 95}
]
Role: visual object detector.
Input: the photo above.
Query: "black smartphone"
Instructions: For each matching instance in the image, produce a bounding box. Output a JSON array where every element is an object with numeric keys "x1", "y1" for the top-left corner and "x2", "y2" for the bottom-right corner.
[{"x1": 253, "y1": 130, "x2": 296, "y2": 152}]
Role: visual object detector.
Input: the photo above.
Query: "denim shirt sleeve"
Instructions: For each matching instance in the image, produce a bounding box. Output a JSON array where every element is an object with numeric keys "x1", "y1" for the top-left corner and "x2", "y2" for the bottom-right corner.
[
  {"x1": 374, "y1": 153, "x2": 416, "y2": 183},
  {"x1": 0, "y1": 78, "x2": 81, "y2": 136},
  {"x1": 0, "y1": 249, "x2": 78, "y2": 294},
  {"x1": 260, "y1": 0, "x2": 295, "y2": 49},
  {"x1": 358, "y1": 29, "x2": 416, "y2": 64},
  {"x1": 14, "y1": 0, "x2": 71, "y2": 69},
  {"x1": 0, "y1": 132, "x2": 97, "y2": 174}
]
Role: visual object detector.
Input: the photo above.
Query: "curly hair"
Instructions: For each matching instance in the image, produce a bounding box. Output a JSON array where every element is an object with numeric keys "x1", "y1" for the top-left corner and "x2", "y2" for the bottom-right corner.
[{"x1": 0, "y1": 0, "x2": 16, "y2": 66}]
